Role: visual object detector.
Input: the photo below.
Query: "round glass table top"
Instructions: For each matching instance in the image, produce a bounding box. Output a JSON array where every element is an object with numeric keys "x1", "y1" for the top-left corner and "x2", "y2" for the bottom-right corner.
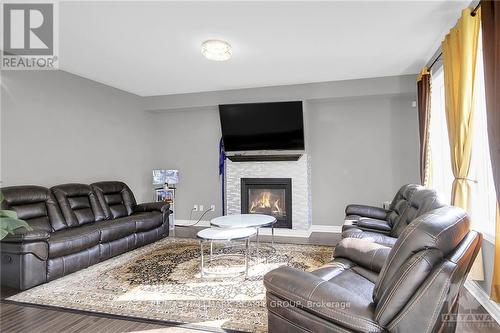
[
  {"x1": 210, "y1": 214, "x2": 277, "y2": 229},
  {"x1": 197, "y1": 227, "x2": 257, "y2": 241}
]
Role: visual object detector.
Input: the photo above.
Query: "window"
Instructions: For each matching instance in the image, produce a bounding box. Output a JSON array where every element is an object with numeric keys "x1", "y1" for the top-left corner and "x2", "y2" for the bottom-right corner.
[
  {"x1": 428, "y1": 66, "x2": 453, "y2": 204},
  {"x1": 429, "y1": 33, "x2": 496, "y2": 239},
  {"x1": 469, "y1": 35, "x2": 496, "y2": 239}
]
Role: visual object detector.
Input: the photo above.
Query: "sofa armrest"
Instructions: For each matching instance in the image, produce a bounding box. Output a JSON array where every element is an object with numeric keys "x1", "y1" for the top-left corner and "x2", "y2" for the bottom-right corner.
[
  {"x1": 134, "y1": 202, "x2": 171, "y2": 213},
  {"x1": 1, "y1": 229, "x2": 50, "y2": 243},
  {"x1": 345, "y1": 204, "x2": 389, "y2": 220},
  {"x1": 357, "y1": 218, "x2": 392, "y2": 233},
  {"x1": 264, "y1": 266, "x2": 382, "y2": 332},
  {"x1": 333, "y1": 238, "x2": 391, "y2": 273},
  {"x1": 1, "y1": 241, "x2": 49, "y2": 290}
]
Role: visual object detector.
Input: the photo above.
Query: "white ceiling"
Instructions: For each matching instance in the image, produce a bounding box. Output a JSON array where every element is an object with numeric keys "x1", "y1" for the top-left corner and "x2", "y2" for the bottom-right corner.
[{"x1": 59, "y1": 1, "x2": 468, "y2": 97}]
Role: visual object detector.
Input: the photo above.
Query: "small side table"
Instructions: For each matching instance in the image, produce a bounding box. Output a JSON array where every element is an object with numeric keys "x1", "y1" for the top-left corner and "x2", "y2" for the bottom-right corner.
[
  {"x1": 153, "y1": 187, "x2": 176, "y2": 232},
  {"x1": 197, "y1": 227, "x2": 256, "y2": 278},
  {"x1": 210, "y1": 214, "x2": 277, "y2": 258}
]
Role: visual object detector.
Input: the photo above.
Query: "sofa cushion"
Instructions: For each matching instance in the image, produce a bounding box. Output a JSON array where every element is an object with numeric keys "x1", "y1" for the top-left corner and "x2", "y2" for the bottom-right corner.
[
  {"x1": 264, "y1": 265, "x2": 382, "y2": 333},
  {"x1": 133, "y1": 212, "x2": 163, "y2": 232},
  {"x1": 48, "y1": 224, "x2": 100, "y2": 259},
  {"x1": 51, "y1": 183, "x2": 105, "y2": 228},
  {"x1": 342, "y1": 228, "x2": 398, "y2": 247},
  {"x1": 91, "y1": 182, "x2": 137, "y2": 219},
  {"x1": 1, "y1": 185, "x2": 65, "y2": 232},
  {"x1": 97, "y1": 217, "x2": 136, "y2": 242},
  {"x1": 333, "y1": 238, "x2": 391, "y2": 273}
]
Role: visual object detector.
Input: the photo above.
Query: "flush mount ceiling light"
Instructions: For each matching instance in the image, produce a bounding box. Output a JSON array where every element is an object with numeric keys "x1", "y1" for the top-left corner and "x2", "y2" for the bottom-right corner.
[{"x1": 201, "y1": 40, "x2": 232, "y2": 61}]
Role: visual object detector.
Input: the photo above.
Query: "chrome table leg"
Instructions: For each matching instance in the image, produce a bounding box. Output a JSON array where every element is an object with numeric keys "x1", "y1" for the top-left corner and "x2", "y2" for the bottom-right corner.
[
  {"x1": 272, "y1": 224, "x2": 275, "y2": 246},
  {"x1": 200, "y1": 240, "x2": 204, "y2": 278},
  {"x1": 256, "y1": 228, "x2": 260, "y2": 260},
  {"x1": 245, "y1": 238, "x2": 249, "y2": 278}
]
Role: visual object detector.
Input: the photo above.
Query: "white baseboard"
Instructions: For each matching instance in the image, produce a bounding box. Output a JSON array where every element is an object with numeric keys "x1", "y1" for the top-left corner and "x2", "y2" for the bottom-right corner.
[
  {"x1": 464, "y1": 280, "x2": 500, "y2": 325},
  {"x1": 311, "y1": 225, "x2": 342, "y2": 233},
  {"x1": 175, "y1": 220, "x2": 312, "y2": 237},
  {"x1": 175, "y1": 219, "x2": 211, "y2": 227},
  {"x1": 174, "y1": 220, "x2": 341, "y2": 237}
]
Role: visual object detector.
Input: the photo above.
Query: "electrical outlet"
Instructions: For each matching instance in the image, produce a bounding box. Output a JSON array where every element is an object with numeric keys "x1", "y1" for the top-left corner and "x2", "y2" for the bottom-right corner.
[
  {"x1": 210, "y1": 204, "x2": 215, "y2": 212},
  {"x1": 199, "y1": 205, "x2": 204, "y2": 211},
  {"x1": 193, "y1": 205, "x2": 198, "y2": 211}
]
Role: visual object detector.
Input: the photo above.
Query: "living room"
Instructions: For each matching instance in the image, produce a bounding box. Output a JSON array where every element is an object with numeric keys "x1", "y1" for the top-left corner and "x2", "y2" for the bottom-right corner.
[{"x1": 1, "y1": 1, "x2": 499, "y2": 333}]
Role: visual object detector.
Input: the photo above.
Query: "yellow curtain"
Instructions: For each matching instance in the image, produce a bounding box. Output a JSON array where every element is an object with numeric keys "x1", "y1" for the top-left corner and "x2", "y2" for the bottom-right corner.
[
  {"x1": 442, "y1": 8, "x2": 481, "y2": 210},
  {"x1": 442, "y1": 8, "x2": 483, "y2": 279}
]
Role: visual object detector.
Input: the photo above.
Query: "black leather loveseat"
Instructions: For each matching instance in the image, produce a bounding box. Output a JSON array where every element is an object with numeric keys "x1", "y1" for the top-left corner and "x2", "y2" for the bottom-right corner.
[
  {"x1": 341, "y1": 184, "x2": 445, "y2": 247},
  {"x1": 1, "y1": 181, "x2": 171, "y2": 290}
]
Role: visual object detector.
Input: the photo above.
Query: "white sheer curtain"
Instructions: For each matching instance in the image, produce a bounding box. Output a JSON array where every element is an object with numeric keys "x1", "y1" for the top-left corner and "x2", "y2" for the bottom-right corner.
[
  {"x1": 428, "y1": 66, "x2": 453, "y2": 204},
  {"x1": 428, "y1": 33, "x2": 496, "y2": 239}
]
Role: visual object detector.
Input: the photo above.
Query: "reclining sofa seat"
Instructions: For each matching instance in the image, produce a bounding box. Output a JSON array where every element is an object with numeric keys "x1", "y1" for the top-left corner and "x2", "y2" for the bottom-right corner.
[
  {"x1": 342, "y1": 184, "x2": 445, "y2": 247},
  {"x1": 90, "y1": 181, "x2": 168, "y2": 259},
  {"x1": 264, "y1": 206, "x2": 482, "y2": 333},
  {"x1": 1, "y1": 186, "x2": 63, "y2": 289},
  {"x1": 343, "y1": 184, "x2": 421, "y2": 231},
  {"x1": 1, "y1": 181, "x2": 170, "y2": 290}
]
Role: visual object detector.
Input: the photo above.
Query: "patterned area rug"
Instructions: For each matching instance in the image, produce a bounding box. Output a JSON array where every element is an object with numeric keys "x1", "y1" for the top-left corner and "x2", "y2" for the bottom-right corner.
[{"x1": 8, "y1": 237, "x2": 333, "y2": 332}]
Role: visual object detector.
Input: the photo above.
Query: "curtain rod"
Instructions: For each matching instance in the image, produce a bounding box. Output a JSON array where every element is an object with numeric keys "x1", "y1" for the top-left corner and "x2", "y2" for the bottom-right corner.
[
  {"x1": 471, "y1": 1, "x2": 481, "y2": 17},
  {"x1": 428, "y1": 1, "x2": 482, "y2": 70}
]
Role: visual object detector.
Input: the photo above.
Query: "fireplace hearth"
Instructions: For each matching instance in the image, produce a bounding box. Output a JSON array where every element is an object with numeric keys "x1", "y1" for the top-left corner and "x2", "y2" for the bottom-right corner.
[{"x1": 241, "y1": 178, "x2": 292, "y2": 229}]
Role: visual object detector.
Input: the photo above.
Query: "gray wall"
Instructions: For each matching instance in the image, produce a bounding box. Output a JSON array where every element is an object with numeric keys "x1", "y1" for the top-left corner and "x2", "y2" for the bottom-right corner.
[
  {"x1": 146, "y1": 76, "x2": 420, "y2": 224},
  {"x1": 150, "y1": 107, "x2": 223, "y2": 218},
  {"x1": 308, "y1": 95, "x2": 419, "y2": 225},
  {"x1": 1, "y1": 71, "x2": 419, "y2": 225},
  {"x1": 1, "y1": 70, "x2": 154, "y2": 202}
]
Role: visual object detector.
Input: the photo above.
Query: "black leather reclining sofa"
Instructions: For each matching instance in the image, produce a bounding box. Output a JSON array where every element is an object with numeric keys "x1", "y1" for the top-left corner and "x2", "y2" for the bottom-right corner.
[
  {"x1": 341, "y1": 184, "x2": 445, "y2": 246},
  {"x1": 264, "y1": 185, "x2": 482, "y2": 332},
  {"x1": 1, "y1": 181, "x2": 171, "y2": 290}
]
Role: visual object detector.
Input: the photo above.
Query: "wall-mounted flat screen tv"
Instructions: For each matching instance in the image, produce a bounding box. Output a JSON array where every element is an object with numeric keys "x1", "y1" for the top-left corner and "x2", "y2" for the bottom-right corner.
[{"x1": 219, "y1": 101, "x2": 304, "y2": 152}]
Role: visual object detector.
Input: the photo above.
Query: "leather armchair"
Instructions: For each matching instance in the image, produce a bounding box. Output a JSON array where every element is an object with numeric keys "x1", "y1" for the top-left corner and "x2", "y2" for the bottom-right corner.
[{"x1": 265, "y1": 206, "x2": 482, "y2": 333}]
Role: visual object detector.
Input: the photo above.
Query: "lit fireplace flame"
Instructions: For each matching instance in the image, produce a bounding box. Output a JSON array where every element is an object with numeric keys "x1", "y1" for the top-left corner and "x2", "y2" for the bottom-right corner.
[{"x1": 249, "y1": 191, "x2": 283, "y2": 215}]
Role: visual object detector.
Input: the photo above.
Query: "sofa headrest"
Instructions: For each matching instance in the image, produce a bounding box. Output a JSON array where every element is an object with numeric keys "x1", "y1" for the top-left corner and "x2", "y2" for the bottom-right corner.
[
  {"x1": 2, "y1": 185, "x2": 51, "y2": 207},
  {"x1": 93, "y1": 181, "x2": 136, "y2": 194},
  {"x1": 91, "y1": 181, "x2": 136, "y2": 219},
  {"x1": 1, "y1": 185, "x2": 64, "y2": 232},
  {"x1": 408, "y1": 188, "x2": 445, "y2": 213},
  {"x1": 390, "y1": 187, "x2": 445, "y2": 237},
  {"x1": 389, "y1": 184, "x2": 422, "y2": 211},
  {"x1": 51, "y1": 183, "x2": 105, "y2": 228},
  {"x1": 373, "y1": 206, "x2": 469, "y2": 302}
]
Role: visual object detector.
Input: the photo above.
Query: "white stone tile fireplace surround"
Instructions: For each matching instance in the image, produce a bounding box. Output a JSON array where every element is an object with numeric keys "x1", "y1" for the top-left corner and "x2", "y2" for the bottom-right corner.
[{"x1": 225, "y1": 154, "x2": 312, "y2": 236}]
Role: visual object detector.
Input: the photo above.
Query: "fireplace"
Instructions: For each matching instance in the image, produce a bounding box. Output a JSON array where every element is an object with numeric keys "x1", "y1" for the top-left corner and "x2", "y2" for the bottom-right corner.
[{"x1": 241, "y1": 178, "x2": 292, "y2": 229}]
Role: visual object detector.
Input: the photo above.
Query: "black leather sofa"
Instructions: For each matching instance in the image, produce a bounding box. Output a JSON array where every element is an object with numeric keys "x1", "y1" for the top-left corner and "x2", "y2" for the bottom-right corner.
[
  {"x1": 1, "y1": 181, "x2": 171, "y2": 290},
  {"x1": 341, "y1": 184, "x2": 445, "y2": 247},
  {"x1": 264, "y1": 206, "x2": 482, "y2": 332}
]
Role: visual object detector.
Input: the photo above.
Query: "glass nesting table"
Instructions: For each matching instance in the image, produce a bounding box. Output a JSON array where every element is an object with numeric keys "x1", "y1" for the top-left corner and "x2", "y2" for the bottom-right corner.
[
  {"x1": 197, "y1": 214, "x2": 277, "y2": 278},
  {"x1": 197, "y1": 227, "x2": 256, "y2": 278},
  {"x1": 210, "y1": 214, "x2": 277, "y2": 254}
]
